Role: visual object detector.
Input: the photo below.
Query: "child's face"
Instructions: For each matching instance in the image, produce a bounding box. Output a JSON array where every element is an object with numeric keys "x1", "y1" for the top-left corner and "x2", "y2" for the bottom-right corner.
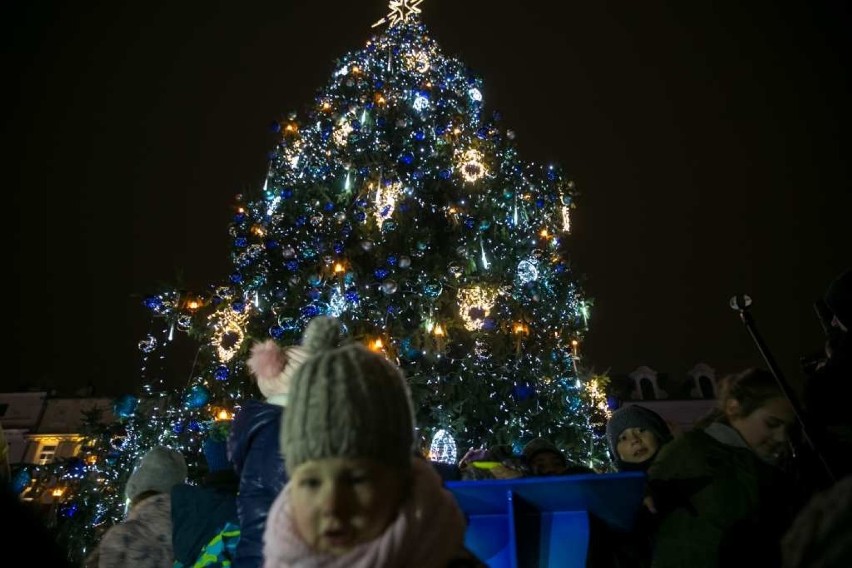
[
  {"x1": 530, "y1": 451, "x2": 567, "y2": 476},
  {"x1": 290, "y1": 457, "x2": 405, "y2": 555},
  {"x1": 728, "y1": 396, "x2": 794, "y2": 463},
  {"x1": 616, "y1": 427, "x2": 660, "y2": 464}
]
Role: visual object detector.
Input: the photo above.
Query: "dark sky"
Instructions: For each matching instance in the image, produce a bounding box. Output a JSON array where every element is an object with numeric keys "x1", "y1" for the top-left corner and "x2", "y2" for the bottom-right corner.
[{"x1": 7, "y1": 1, "x2": 851, "y2": 397}]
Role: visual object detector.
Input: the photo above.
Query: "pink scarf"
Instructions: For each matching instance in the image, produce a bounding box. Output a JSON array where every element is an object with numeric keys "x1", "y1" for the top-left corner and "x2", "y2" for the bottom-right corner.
[{"x1": 263, "y1": 458, "x2": 466, "y2": 568}]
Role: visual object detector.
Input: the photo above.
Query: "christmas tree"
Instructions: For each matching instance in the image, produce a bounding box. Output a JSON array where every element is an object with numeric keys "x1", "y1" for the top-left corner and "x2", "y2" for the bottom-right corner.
[{"x1": 21, "y1": 2, "x2": 611, "y2": 563}]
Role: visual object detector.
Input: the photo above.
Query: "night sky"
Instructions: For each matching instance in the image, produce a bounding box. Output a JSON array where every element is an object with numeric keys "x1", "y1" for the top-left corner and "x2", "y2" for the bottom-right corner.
[{"x1": 7, "y1": 1, "x2": 850, "y2": 397}]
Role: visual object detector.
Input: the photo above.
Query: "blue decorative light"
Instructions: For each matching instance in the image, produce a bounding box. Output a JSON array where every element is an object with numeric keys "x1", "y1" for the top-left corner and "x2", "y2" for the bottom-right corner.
[{"x1": 214, "y1": 366, "x2": 230, "y2": 381}]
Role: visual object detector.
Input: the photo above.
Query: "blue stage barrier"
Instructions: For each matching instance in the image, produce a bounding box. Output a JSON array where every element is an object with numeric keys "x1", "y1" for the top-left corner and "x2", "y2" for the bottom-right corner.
[{"x1": 446, "y1": 471, "x2": 646, "y2": 568}]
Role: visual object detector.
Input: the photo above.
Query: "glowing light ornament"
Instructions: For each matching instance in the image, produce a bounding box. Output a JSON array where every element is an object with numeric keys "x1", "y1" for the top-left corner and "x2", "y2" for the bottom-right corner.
[
  {"x1": 560, "y1": 201, "x2": 571, "y2": 232},
  {"x1": 328, "y1": 286, "x2": 347, "y2": 317},
  {"x1": 137, "y1": 334, "x2": 157, "y2": 354},
  {"x1": 209, "y1": 305, "x2": 250, "y2": 362},
  {"x1": 455, "y1": 148, "x2": 487, "y2": 183},
  {"x1": 333, "y1": 119, "x2": 353, "y2": 147},
  {"x1": 412, "y1": 93, "x2": 430, "y2": 112},
  {"x1": 404, "y1": 50, "x2": 431, "y2": 73},
  {"x1": 429, "y1": 429, "x2": 457, "y2": 464},
  {"x1": 457, "y1": 286, "x2": 501, "y2": 331},
  {"x1": 372, "y1": 181, "x2": 403, "y2": 224},
  {"x1": 372, "y1": 0, "x2": 424, "y2": 28},
  {"x1": 517, "y1": 259, "x2": 539, "y2": 284}
]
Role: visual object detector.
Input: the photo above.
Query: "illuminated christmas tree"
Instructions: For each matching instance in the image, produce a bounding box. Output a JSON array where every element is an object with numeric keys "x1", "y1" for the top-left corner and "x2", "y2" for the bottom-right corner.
[{"x1": 29, "y1": 2, "x2": 611, "y2": 562}]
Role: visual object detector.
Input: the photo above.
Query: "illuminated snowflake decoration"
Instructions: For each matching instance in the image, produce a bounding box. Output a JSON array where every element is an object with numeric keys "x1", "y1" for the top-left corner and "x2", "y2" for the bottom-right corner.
[{"x1": 372, "y1": 0, "x2": 425, "y2": 29}]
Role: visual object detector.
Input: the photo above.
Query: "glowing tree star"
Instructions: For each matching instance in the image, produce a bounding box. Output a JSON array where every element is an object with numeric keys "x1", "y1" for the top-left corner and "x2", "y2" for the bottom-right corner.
[{"x1": 373, "y1": 0, "x2": 425, "y2": 29}]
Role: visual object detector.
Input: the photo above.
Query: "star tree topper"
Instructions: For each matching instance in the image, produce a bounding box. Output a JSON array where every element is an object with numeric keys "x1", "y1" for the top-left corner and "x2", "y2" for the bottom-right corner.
[{"x1": 372, "y1": 0, "x2": 425, "y2": 28}]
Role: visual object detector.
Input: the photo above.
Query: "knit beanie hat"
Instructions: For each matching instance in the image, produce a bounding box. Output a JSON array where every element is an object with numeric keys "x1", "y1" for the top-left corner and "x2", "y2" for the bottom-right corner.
[
  {"x1": 825, "y1": 268, "x2": 852, "y2": 331},
  {"x1": 125, "y1": 445, "x2": 187, "y2": 502},
  {"x1": 281, "y1": 316, "x2": 416, "y2": 475},
  {"x1": 606, "y1": 405, "x2": 672, "y2": 463},
  {"x1": 522, "y1": 437, "x2": 565, "y2": 464},
  {"x1": 247, "y1": 339, "x2": 310, "y2": 400}
]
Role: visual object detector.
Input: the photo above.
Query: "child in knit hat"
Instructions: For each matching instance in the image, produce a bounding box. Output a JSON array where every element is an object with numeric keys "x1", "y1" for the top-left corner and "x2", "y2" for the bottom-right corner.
[
  {"x1": 228, "y1": 336, "x2": 309, "y2": 568},
  {"x1": 94, "y1": 445, "x2": 187, "y2": 568},
  {"x1": 606, "y1": 404, "x2": 673, "y2": 472},
  {"x1": 262, "y1": 316, "x2": 481, "y2": 567}
]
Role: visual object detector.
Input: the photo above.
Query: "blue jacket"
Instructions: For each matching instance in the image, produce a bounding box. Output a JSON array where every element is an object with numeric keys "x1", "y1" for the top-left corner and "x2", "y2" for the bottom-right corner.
[{"x1": 228, "y1": 400, "x2": 288, "y2": 568}]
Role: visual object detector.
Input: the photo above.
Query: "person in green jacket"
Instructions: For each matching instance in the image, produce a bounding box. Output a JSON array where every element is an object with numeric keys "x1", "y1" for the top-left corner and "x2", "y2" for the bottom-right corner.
[{"x1": 647, "y1": 368, "x2": 799, "y2": 568}]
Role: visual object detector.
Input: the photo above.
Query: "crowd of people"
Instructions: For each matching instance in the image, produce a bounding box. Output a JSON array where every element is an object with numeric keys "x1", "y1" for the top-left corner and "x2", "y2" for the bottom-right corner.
[{"x1": 4, "y1": 268, "x2": 849, "y2": 567}]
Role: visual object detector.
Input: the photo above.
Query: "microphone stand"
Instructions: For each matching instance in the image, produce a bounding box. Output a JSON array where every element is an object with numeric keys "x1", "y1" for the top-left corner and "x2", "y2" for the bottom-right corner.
[{"x1": 729, "y1": 294, "x2": 836, "y2": 484}]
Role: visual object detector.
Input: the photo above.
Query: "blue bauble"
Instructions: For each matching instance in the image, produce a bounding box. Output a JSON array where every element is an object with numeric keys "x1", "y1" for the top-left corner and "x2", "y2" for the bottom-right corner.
[
  {"x1": 423, "y1": 281, "x2": 443, "y2": 298},
  {"x1": 269, "y1": 325, "x2": 285, "y2": 339},
  {"x1": 143, "y1": 295, "x2": 162, "y2": 310},
  {"x1": 184, "y1": 385, "x2": 211, "y2": 409},
  {"x1": 512, "y1": 383, "x2": 536, "y2": 402},
  {"x1": 113, "y1": 394, "x2": 139, "y2": 419},
  {"x1": 214, "y1": 366, "x2": 230, "y2": 381},
  {"x1": 302, "y1": 305, "x2": 320, "y2": 318}
]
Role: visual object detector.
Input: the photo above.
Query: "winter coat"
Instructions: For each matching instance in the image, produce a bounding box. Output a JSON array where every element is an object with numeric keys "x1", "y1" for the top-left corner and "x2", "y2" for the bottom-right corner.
[
  {"x1": 228, "y1": 399, "x2": 288, "y2": 568},
  {"x1": 647, "y1": 424, "x2": 795, "y2": 568},
  {"x1": 171, "y1": 471, "x2": 240, "y2": 567},
  {"x1": 97, "y1": 492, "x2": 173, "y2": 568}
]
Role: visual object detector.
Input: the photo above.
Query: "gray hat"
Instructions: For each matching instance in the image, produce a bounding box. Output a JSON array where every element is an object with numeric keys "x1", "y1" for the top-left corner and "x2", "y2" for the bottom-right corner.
[
  {"x1": 125, "y1": 445, "x2": 187, "y2": 502},
  {"x1": 281, "y1": 316, "x2": 416, "y2": 474},
  {"x1": 606, "y1": 405, "x2": 672, "y2": 460}
]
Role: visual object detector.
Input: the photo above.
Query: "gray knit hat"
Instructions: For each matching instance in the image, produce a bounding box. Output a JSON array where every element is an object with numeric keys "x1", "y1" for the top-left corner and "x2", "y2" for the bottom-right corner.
[
  {"x1": 606, "y1": 405, "x2": 672, "y2": 460},
  {"x1": 281, "y1": 316, "x2": 416, "y2": 474},
  {"x1": 125, "y1": 445, "x2": 187, "y2": 502}
]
